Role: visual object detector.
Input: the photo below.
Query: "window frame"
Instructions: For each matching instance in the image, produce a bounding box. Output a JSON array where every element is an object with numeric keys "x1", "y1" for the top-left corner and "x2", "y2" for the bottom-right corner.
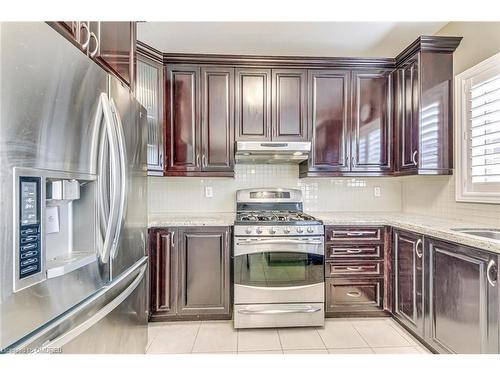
[{"x1": 455, "y1": 51, "x2": 500, "y2": 204}]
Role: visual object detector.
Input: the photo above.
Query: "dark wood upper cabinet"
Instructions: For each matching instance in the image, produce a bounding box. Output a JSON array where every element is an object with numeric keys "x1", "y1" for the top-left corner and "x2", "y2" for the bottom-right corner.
[
  {"x1": 149, "y1": 228, "x2": 177, "y2": 318},
  {"x1": 165, "y1": 65, "x2": 200, "y2": 173},
  {"x1": 426, "y1": 238, "x2": 499, "y2": 354},
  {"x1": 272, "y1": 69, "x2": 308, "y2": 141},
  {"x1": 89, "y1": 22, "x2": 136, "y2": 87},
  {"x1": 140, "y1": 35, "x2": 460, "y2": 178},
  {"x1": 395, "y1": 54, "x2": 420, "y2": 172},
  {"x1": 351, "y1": 70, "x2": 392, "y2": 172},
  {"x1": 394, "y1": 48, "x2": 455, "y2": 175},
  {"x1": 164, "y1": 64, "x2": 234, "y2": 176},
  {"x1": 235, "y1": 68, "x2": 272, "y2": 141},
  {"x1": 50, "y1": 22, "x2": 136, "y2": 87},
  {"x1": 200, "y1": 67, "x2": 234, "y2": 172},
  {"x1": 393, "y1": 230, "x2": 424, "y2": 337},
  {"x1": 301, "y1": 70, "x2": 350, "y2": 175}
]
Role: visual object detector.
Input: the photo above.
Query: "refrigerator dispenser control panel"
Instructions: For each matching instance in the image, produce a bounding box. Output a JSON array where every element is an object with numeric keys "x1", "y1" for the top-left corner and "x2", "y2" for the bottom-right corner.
[{"x1": 18, "y1": 176, "x2": 41, "y2": 279}]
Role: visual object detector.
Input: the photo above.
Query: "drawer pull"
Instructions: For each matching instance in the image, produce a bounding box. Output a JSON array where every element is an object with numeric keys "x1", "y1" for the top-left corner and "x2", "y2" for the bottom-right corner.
[
  {"x1": 346, "y1": 266, "x2": 362, "y2": 271},
  {"x1": 346, "y1": 249, "x2": 362, "y2": 254},
  {"x1": 346, "y1": 291, "x2": 362, "y2": 298}
]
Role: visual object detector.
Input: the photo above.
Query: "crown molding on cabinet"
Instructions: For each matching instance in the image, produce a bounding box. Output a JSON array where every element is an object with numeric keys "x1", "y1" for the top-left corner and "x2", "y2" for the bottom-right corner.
[
  {"x1": 395, "y1": 35, "x2": 463, "y2": 66},
  {"x1": 137, "y1": 35, "x2": 462, "y2": 70}
]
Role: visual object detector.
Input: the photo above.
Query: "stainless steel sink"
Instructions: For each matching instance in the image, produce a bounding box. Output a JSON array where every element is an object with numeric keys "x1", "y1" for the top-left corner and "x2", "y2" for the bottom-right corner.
[{"x1": 451, "y1": 228, "x2": 500, "y2": 240}]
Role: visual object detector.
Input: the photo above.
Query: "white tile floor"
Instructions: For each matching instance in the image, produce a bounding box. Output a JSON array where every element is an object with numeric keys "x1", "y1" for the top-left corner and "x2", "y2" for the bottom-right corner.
[{"x1": 147, "y1": 318, "x2": 431, "y2": 354}]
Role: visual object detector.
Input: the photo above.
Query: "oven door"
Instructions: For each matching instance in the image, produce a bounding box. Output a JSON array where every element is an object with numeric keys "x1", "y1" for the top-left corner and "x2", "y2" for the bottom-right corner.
[{"x1": 233, "y1": 237, "x2": 324, "y2": 304}]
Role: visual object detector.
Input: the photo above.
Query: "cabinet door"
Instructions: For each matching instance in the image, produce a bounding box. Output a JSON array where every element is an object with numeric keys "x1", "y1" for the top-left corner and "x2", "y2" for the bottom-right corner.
[
  {"x1": 200, "y1": 67, "x2": 234, "y2": 172},
  {"x1": 49, "y1": 21, "x2": 89, "y2": 52},
  {"x1": 149, "y1": 229, "x2": 177, "y2": 317},
  {"x1": 136, "y1": 55, "x2": 164, "y2": 174},
  {"x1": 89, "y1": 22, "x2": 136, "y2": 87},
  {"x1": 397, "y1": 54, "x2": 420, "y2": 172},
  {"x1": 351, "y1": 71, "x2": 392, "y2": 172},
  {"x1": 393, "y1": 230, "x2": 424, "y2": 336},
  {"x1": 235, "y1": 68, "x2": 271, "y2": 141},
  {"x1": 272, "y1": 69, "x2": 307, "y2": 141},
  {"x1": 165, "y1": 65, "x2": 201, "y2": 173},
  {"x1": 427, "y1": 238, "x2": 499, "y2": 354},
  {"x1": 307, "y1": 70, "x2": 350, "y2": 173},
  {"x1": 177, "y1": 227, "x2": 231, "y2": 318}
]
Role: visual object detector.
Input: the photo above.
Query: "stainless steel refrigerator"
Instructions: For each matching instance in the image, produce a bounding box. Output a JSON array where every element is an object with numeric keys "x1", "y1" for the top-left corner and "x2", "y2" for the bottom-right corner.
[{"x1": 0, "y1": 22, "x2": 148, "y2": 353}]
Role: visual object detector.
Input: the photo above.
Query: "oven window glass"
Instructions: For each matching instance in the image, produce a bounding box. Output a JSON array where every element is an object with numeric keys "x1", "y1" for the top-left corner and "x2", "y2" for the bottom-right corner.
[{"x1": 234, "y1": 252, "x2": 324, "y2": 287}]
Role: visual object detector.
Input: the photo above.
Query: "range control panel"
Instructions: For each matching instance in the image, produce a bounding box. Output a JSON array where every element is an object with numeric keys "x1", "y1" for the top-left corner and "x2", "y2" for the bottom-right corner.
[{"x1": 19, "y1": 176, "x2": 41, "y2": 279}]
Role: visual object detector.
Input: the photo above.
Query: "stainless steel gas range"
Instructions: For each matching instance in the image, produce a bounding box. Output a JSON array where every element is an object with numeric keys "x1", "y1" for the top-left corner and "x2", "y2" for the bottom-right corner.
[{"x1": 233, "y1": 188, "x2": 325, "y2": 329}]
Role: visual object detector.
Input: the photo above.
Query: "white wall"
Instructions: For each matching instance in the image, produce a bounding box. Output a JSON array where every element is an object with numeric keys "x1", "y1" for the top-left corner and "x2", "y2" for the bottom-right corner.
[
  {"x1": 401, "y1": 22, "x2": 500, "y2": 226},
  {"x1": 148, "y1": 164, "x2": 402, "y2": 214}
]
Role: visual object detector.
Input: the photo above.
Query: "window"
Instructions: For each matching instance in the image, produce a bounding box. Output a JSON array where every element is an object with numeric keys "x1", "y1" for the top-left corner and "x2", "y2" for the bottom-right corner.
[{"x1": 456, "y1": 52, "x2": 500, "y2": 204}]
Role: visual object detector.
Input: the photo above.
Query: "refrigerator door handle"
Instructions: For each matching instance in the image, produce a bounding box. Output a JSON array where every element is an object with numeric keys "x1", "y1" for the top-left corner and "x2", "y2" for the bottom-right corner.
[
  {"x1": 109, "y1": 98, "x2": 128, "y2": 260},
  {"x1": 40, "y1": 262, "x2": 147, "y2": 351},
  {"x1": 97, "y1": 93, "x2": 121, "y2": 264}
]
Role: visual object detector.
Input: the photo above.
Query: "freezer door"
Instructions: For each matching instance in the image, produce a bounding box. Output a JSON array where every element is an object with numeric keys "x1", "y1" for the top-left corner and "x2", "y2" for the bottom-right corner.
[
  {"x1": 108, "y1": 76, "x2": 148, "y2": 279},
  {"x1": 5, "y1": 257, "x2": 148, "y2": 354},
  {"x1": 0, "y1": 23, "x2": 110, "y2": 350}
]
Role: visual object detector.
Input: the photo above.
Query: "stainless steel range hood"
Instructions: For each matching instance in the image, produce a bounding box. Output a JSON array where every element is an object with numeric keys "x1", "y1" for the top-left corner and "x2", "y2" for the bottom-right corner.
[{"x1": 235, "y1": 141, "x2": 311, "y2": 164}]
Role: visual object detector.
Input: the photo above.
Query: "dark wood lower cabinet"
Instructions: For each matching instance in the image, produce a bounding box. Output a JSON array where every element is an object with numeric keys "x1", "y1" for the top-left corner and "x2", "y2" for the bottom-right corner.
[
  {"x1": 325, "y1": 226, "x2": 389, "y2": 317},
  {"x1": 326, "y1": 278, "x2": 384, "y2": 314},
  {"x1": 426, "y1": 238, "x2": 499, "y2": 354},
  {"x1": 393, "y1": 229, "x2": 424, "y2": 337},
  {"x1": 177, "y1": 227, "x2": 231, "y2": 317},
  {"x1": 149, "y1": 226, "x2": 232, "y2": 321},
  {"x1": 391, "y1": 232, "x2": 499, "y2": 354},
  {"x1": 149, "y1": 228, "x2": 177, "y2": 317}
]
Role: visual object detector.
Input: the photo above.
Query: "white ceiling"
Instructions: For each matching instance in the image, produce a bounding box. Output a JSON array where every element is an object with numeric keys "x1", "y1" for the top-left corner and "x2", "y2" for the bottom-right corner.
[{"x1": 137, "y1": 22, "x2": 448, "y2": 57}]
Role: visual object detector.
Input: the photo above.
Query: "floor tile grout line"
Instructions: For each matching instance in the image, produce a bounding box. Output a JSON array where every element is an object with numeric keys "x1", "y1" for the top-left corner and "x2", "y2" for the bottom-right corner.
[
  {"x1": 276, "y1": 328, "x2": 284, "y2": 351},
  {"x1": 189, "y1": 321, "x2": 202, "y2": 353},
  {"x1": 315, "y1": 327, "x2": 328, "y2": 350},
  {"x1": 350, "y1": 322, "x2": 373, "y2": 348}
]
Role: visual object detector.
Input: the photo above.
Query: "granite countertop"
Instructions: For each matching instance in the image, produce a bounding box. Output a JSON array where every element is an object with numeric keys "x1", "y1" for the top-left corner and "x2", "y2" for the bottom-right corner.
[
  {"x1": 309, "y1": 211, "x2": 500, "y2": 255},
  {"x1": 148, "y1": 211, "x2": 500, "y2": 254},
  {"x1": 148, "y1": 212, "x2": 236, "y2": 228}
]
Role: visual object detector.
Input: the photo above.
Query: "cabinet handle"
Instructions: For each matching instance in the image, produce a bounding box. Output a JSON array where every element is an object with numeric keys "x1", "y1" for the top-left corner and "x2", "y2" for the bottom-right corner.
[
  {"x1": 346, "y1": 249, "x2": 363, "y2": 254},
  {"x1": 487, "y1": 259, "x2": 497, "y2": 287},
  {"x1": 196, "y1": 155, "x2": 200, "y2": 168},
  {"x1": 412, "y1": 150, "x2": 418, "y2": 166},
  {"x1": 171, "y1": 232, "x2": 175, "y2": 248},
  {"x1": 346, "y1": 266, "x2": 362, "y2": 271},
  {"x1": 415, "y1": 238, "x2": 423, "y2": 258},
  {"x1": 80, "y1": 23, "x2": 91, "y2": 50},
  {"x1": 346, "y1": 291, "x2": 361, "y2": 297},
  {"x1": 202, "y1": 154, "x2": 207, "y2": 167},
  {"x1": 89, "y1": 32, "x2": 99, "y2": 57}
]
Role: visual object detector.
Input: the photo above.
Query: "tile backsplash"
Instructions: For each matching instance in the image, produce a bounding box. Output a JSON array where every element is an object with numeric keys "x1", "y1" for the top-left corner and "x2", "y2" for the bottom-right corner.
[
  {"x1": 148, "y1": 164, "x2": 402, "y2": 214},
  {"x1": 401, "y1": 175, "x2": 500, "y2": 227}
]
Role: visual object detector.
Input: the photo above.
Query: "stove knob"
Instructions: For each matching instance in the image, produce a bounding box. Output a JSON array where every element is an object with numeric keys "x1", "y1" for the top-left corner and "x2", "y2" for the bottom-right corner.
[
  {"x1": 283, "y1": 227, "x2": 291, "y2": 234},
  {"x1": 307, "y1": 227, "x2": 314, "y2": 233},
  {"x1": 269, "y1": 227, "x2": 277, "y2": 235},
  {"x1": 256, "y1": 227, "x2": 263, "y2": 234},
  {"x1": 245, "y1": 227, "x2": 252, "y2": 235},
  {"x1": 296, "y1": 227, "x2": 304, "y2": 234}
]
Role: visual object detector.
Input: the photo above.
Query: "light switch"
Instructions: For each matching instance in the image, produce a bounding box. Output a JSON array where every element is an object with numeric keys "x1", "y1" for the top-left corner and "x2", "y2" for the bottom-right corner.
[
  {"x1": 374, "y1": 186, "x2": 381, "y2": 197},
  {"x1": 205, "y1": 186, "x2": 213, "y2": 198}
]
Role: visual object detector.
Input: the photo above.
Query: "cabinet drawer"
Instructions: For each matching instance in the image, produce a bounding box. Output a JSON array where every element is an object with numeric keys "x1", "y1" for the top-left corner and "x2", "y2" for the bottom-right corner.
[
  {"x1": 326, "y1": 244, "x2": 382, "y2": 259},
  {"x1": 325, "y1": 261, "x2": 383, "y2": 277},
  {"x1": 326, "y1": 278, "x2": 383, "y2": 313},
  {"x1": 326, "y1": 226, "x2": 383, "y2": 242}
]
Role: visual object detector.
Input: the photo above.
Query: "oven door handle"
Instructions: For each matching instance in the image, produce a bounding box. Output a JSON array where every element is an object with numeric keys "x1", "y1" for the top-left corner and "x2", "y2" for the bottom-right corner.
[
  {"x1": 236, "y1": 239, "x2": 323, "y2": 245},
  {"x1": 238, "y1": 305, "x2": 321, "y2": 315}
]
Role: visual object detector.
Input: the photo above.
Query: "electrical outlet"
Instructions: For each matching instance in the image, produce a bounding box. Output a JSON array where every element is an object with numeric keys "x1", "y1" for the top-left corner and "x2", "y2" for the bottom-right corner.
[
  {"x1": 205, "y1": 186, "x2": 213, "y2": 198},
  {"x1": 374, "y1": 186, "x2": 381, "y2": 197}
]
